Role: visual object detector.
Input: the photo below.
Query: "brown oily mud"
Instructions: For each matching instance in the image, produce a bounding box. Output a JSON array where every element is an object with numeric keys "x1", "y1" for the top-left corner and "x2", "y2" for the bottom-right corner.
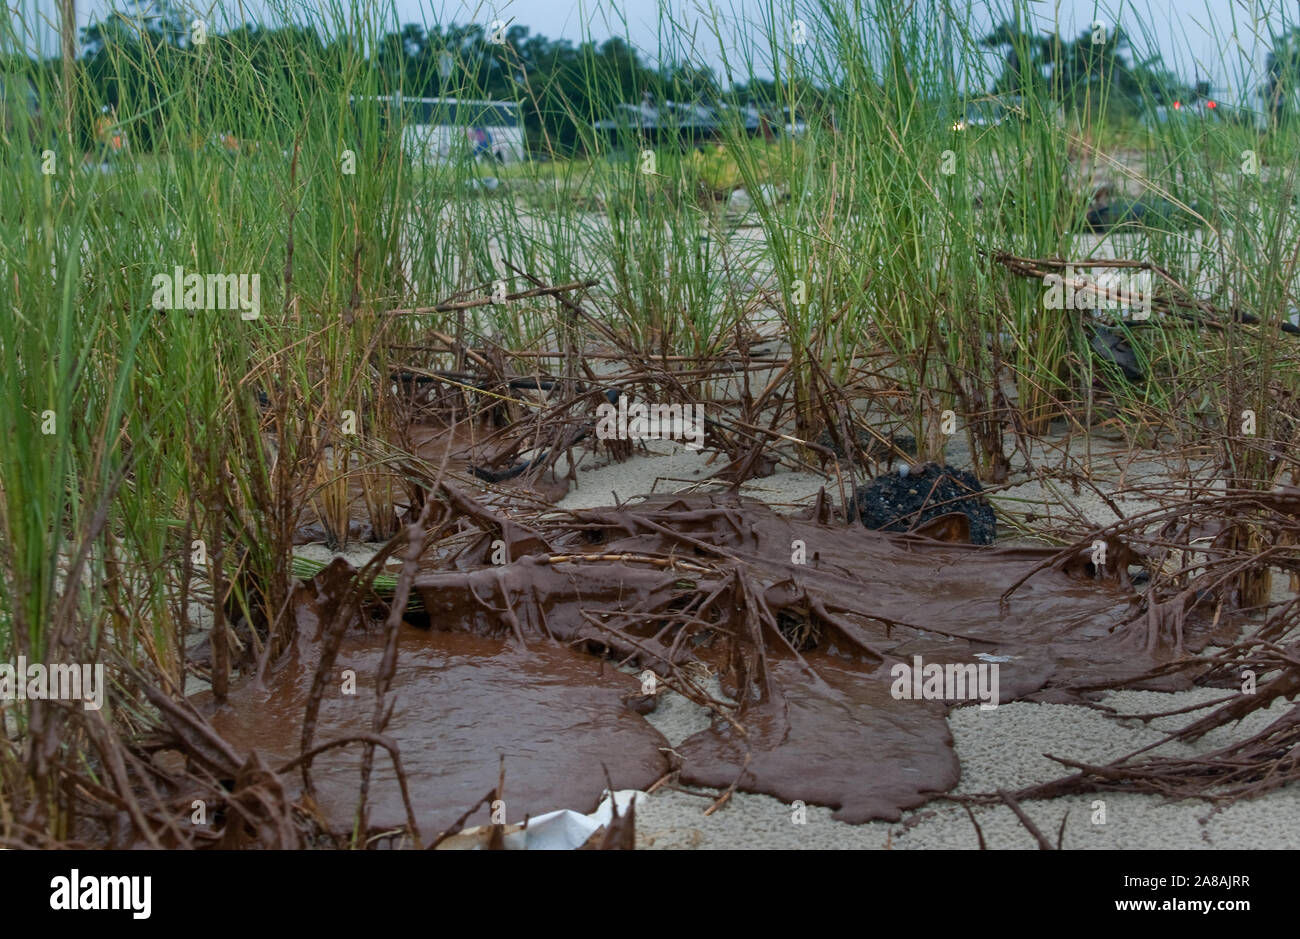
[
  {"x1": 201, "y1": 568, "x2": 670, "y2": 841},
  {"x1": 201, "y1": 490, "x2": 1237, "y2": 835}
]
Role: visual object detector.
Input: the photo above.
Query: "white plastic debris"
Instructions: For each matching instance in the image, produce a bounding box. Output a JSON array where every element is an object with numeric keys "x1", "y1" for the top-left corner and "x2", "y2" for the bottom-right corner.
[{"x1": 436, "y1": 789, "x2": 642, "y2": 850}]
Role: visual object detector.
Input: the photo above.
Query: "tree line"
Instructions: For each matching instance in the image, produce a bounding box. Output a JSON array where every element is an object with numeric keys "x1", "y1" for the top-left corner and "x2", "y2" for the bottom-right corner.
[{"x1": 6, "y1": 3, "x2": 1300, "y2": 157}]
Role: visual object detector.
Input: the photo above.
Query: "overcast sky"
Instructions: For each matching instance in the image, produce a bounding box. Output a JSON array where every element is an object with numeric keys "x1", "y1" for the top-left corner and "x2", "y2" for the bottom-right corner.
[{"x1": 10, "y1": 0, "x2": 1298, "y2": 105}]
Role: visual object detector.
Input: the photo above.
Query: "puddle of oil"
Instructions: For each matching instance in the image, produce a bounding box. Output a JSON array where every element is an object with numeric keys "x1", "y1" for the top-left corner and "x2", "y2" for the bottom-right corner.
[
  {"x1": 201, "y1": 492, "x2": 1228, "y2": 836},
  {"x1": 205, "y1": 625, "x2": 670, "y2": 840}
]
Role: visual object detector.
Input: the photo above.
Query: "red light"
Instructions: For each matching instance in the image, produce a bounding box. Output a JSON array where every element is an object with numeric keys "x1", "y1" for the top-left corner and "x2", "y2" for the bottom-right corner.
[
  {"x1": 1207, "y1": 100, "x2": 1216, "y2": 108},
  {"x1": 1173, "y1": 101, "x2": 1181, "y2": 109}
]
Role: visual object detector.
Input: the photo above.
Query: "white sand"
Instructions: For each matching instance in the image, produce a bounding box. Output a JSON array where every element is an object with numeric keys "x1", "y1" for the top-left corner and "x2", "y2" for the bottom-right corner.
[{"x1": 631, "y1": 683, "x2": 1300, "y2": 849}]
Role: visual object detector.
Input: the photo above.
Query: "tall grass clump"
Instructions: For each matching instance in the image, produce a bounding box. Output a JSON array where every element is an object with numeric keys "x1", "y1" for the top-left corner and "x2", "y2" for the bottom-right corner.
[{"x1": 0, "y1": 0, "x2": 433, "y2": 840}]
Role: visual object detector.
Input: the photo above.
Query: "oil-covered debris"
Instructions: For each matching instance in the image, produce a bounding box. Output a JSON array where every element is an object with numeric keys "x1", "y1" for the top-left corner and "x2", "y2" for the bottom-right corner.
[
  {"x1": 31, "y1": 478, "x2": 1300, "y2": 849},
  {"x1": 1087, "y1": 323, "x2": 1145, "y2": 383},
  {"x1": 816, "y1": 427, "x2": 917, "y2": 465},
  {"x1": 1084, "y1": 194, "x2": 1202, "y2": 233},
  {"x1": 180, "y1": 487, "x2": 1237, "y2": 837},
  {"x1": 850, "y1": 464, "x2": 998, "y2": 544}
]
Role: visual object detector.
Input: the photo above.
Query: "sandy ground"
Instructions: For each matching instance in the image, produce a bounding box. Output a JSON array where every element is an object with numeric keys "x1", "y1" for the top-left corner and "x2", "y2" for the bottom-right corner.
[
  {"x1": 633, "y1": 686, "x2": 1300, "y2": 849},
  {"x1": 277, "y1": 428, "x2": 1299, "y2": 849}
]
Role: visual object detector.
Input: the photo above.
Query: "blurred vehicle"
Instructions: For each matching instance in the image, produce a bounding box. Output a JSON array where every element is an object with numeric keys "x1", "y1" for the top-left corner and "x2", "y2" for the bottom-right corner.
[
  {"x1": 952, "y1": 96, "x2": 1025, "y2": 131},
  {"x1": 352, "y1": 95, "x2": 525, "y2": 166},
  {"x1": 1145, "y1": 84, "x2": 1230, "y2": 126}
]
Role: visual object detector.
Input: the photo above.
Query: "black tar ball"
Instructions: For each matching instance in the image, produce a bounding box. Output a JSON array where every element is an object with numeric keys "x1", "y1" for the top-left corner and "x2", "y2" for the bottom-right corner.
[{"x1": 850, "y1": 463, "x2": 996, "y2": 545}]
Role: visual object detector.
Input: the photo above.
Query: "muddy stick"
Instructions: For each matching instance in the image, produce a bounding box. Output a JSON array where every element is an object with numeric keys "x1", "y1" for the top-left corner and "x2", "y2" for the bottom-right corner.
[
  {"x1": 354, "y1": 497, "x2": 437, "y2": 848},
  {"x1": 386, "y1": 279, "x2": 599, "y2": 316},
  {"x1": 997, "y1": 788, "x2": 1055, "y2": 849}
]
